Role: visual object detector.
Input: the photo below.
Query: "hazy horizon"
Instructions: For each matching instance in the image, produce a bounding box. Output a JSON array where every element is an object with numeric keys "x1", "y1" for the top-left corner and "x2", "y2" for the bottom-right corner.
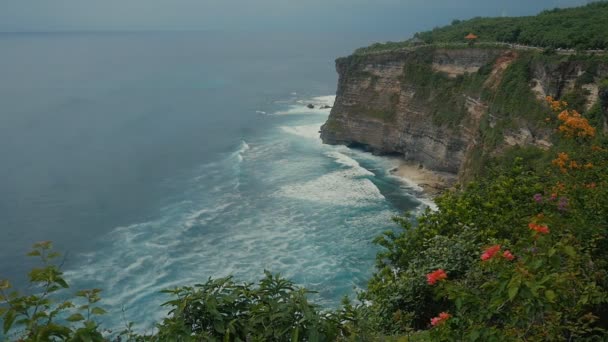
[{"x1": 1, "y1": 0, "x2": 593, "y2": 36}]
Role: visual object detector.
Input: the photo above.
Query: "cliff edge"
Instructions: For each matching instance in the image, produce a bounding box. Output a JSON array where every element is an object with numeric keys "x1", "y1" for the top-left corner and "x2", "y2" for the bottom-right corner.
[{"x1": 321, "y1": 46, "x2": 608, "y2": 184}]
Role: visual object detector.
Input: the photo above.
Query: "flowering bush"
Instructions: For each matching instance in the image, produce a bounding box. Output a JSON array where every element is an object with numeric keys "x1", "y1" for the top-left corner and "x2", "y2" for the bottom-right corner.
[
  {"x1": 423, "y1": 93, "x2": 608, "y2": 341},
  {"x1": 364, "y1": 95, "x2": 608, "y2": 340}
]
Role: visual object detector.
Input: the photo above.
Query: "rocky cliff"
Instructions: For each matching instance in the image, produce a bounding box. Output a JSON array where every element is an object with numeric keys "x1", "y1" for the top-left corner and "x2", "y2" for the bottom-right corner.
[{"x1": 321, "y1": 46, "x2": 608, "y2": 182}]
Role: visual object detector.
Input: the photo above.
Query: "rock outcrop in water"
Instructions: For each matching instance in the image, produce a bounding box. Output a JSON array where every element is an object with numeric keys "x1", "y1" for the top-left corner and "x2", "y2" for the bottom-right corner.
[{"x1": 321, "y1": 46, "x2": 608, "y2": 182}]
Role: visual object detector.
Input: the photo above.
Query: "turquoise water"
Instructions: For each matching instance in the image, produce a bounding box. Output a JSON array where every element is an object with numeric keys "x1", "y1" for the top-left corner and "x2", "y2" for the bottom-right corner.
[
  {"x1": 64, "y1": 95, "x2": 431, "y2": 330},
  {"x1": 0, "y1": 32, "x2": 430, "y2": 332}
]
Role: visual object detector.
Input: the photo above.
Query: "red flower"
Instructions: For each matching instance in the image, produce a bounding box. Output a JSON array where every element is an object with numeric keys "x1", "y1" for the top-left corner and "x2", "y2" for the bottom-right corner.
[
  {"x1": 481, "y1": 245, "x2": 501, "y2": 261},
  {"x1": 430, "y1": 312, "x2": 451, "y2": 327},
  {"x1": 529, "y1": 223, "x2": 550, "y2": 235},
  {"x1": 503, "y1": 250, "x2": 515, "y2": 261},
  {"x1": 426, "y1": 269, "x2": 448, "y2": 285}
]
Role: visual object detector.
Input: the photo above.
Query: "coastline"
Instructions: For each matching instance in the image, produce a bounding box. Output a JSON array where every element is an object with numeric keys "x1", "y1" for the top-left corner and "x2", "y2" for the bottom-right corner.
[{"x1": 390, "y1": 161, "x2": 456, "y2": 197}]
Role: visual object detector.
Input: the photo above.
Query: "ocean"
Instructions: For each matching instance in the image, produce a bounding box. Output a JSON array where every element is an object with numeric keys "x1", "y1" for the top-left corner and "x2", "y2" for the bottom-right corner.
[{"x1": 0, "y1": 31, "x2": 430, "y2": 331}]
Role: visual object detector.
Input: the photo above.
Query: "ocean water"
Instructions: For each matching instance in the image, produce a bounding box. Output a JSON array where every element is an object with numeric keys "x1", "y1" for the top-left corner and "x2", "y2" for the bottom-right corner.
[{"x1": 0, "y1": 32, "x2": 429, "y2": 331}]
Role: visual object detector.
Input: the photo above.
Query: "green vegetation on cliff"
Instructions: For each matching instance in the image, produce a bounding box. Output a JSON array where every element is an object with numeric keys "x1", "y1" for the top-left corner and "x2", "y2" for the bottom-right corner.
[
  {"x1": 418, "y1": 2, "x2": 608, "y2": 50},
  {"x1": 355, "y1": 1, "x2": 608, "y2": 55},
  {"x1": 399, "y1": 47, "x2": 494, "y2": 127}
]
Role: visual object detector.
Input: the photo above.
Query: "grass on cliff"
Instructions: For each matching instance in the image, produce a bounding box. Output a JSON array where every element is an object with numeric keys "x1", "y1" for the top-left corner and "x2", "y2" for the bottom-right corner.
[
  {"x1": 399, "y1": 47, "x2": 494, "y2": 127},
  {"x1": 354, "y1": 2, "x2": 608, "y2": 55},
  {"x1": 418, "y1": 2, "x2": 608, "y2": 50}
]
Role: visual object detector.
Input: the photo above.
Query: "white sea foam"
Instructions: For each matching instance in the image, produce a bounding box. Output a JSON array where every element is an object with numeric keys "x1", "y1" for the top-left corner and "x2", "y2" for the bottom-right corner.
[
  {"x1": 325, "y1": 151, "x2": 373, "y2": 176},
  {"x1": 279, "y1": 124, "x2": 322, "y2": 140},
  {"x1": 275, "y1": 171, "x2": 384, "y2": 206},
  {"x1": 275, "y1": 150, "x2": 382, "y2": 207},
  {"x1": 311, "y1": 95, "x2": 336, "y2": 107},
  {"x1": 274, "y1": 95, "x2": 335, "y2": 115},
  {"x1": 184, "y1": 202, "x2": 233, "y2": 228},
  {"x1": 230, "y1": 140, "x2": 250, "y2": 164},
  {"x1": 236, "y1": 140, "x2": 250, "y2": 155},
  {"x1": 416, "y1": 197, "x2": 438, "y2": 211},
  {"x1": 255, "y1": 110, "x2": 267, "y2": 115},
  {"x1": 329, "y1": 146, "x2": 437, "y2": 211}
]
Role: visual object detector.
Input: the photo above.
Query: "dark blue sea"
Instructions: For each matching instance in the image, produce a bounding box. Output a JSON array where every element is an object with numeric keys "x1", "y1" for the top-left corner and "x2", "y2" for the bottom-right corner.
[{"x1": 0, "y1": 31, "x2": 432, "y2": 331}]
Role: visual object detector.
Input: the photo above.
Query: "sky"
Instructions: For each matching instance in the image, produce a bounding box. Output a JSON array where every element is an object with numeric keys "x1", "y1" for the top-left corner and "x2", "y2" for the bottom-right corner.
[{"x1": 0, "y1": 0, "x2": 593, "y2": 34}]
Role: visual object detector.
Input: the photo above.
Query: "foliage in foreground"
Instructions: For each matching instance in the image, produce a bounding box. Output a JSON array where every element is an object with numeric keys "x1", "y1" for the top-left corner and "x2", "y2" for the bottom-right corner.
[
  {"x1": 0, "y1": 247, "x2": 369, "y2": 341},
  {"x1": 363, "y1": 97, "x2": 608, "y2": 340}
]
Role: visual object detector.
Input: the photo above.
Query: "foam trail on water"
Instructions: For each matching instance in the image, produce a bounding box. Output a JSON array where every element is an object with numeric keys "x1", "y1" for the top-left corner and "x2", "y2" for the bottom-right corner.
[
  {"x1": 325, "y1": 151, "x2": 373, "y2": 174},
  {"x1": 275, "y1": 171, "x2": 384, "y2": 206},
  {"x1": 279, "y1": 124, "x2": 322, "y2": 140},
  {"x1": 233, "y1": 140, "x2": 250, "y2": 163}
]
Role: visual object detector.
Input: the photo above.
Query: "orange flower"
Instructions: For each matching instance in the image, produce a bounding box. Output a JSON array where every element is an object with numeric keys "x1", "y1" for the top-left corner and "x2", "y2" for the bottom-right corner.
[
  {"x1": 552, "y1": 152, "x2": 569, "y2": 173},
  {"x1": 557, "y1": 109, "x2": 596, "y2": 138},
  {"x1": 529, "y1": 223, "x2": 550, "y2": 235},
  {"x1": 546, "y1": 96, "x2": 567, "y2": 112}
]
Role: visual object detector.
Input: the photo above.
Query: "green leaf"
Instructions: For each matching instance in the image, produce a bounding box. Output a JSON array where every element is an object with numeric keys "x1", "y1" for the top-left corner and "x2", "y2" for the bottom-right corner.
[
  {"x1": 56, "y1": 277, "x2": 69, "y2": 289},
  {"x1": 545, "y1": 290, "x2": 556, "y2": 302},
  {"x1": 3, "y1": 309, "x2": 16, "y2": 334},
  {"x1": 508, "y1": 279, "x2": 520, "y2": 301},
  {"x1": 562, "y1": 246, "x2": 576, "y2": 258},
  {"x1": 66, "y1": 313, "x2": 85, "y2": 322},
  {"x1": 455, "y1": 297, "x2": 463, "y2": 310},
  {"x1": 292, "y1": 326, "x2": 300, "y2": 342},
  {"x1": 91, "y1": 307, "x2": 107, "y2": 315},
  {"x1": 213, "y1": 320, "x2": 225, "y2": 334}
]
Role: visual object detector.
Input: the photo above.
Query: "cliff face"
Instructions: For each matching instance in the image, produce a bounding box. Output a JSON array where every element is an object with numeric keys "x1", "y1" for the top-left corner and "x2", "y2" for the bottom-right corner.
[{"x1": 321, "y1": 47, "x2": 608, "y2": 180}]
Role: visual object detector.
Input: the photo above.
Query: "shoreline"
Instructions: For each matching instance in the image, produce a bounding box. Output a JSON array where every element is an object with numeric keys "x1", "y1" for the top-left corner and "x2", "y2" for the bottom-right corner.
[{"x1": 390, "y1": 161, "x2": 456, "y2": 197}]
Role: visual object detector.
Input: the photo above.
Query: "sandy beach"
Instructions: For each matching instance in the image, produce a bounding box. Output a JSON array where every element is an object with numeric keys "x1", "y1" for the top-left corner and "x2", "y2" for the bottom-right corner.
[{"x1": 391, "y1": 162, "x2": 456, "y2": 196}]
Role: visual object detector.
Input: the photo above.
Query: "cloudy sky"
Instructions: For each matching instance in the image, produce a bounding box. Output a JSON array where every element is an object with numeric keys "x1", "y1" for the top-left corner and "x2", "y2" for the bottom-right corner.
[{"x1": 0, "y1": 0, "x2": 592, "y2": 33}]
